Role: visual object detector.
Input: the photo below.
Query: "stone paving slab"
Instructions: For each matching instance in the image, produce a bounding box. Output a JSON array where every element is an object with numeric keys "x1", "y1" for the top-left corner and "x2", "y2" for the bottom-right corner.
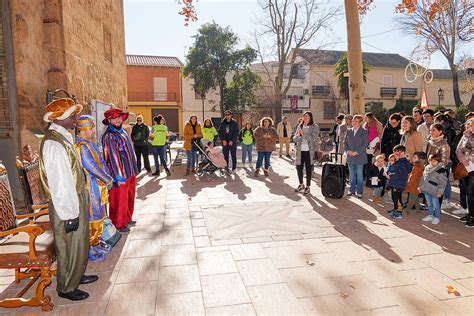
[{"x1": 1, "y1": 150, "x2": 473, "y2": 315}]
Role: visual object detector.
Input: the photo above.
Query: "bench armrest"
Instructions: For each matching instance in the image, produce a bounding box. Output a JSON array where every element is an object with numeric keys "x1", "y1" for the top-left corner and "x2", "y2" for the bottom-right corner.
[{"x1": 0, "y1": 224, "x2": 45, "y2": 259}]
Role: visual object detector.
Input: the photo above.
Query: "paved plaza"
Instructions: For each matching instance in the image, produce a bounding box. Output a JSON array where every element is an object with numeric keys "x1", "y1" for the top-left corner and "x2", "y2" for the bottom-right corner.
[{"x1": 1, "y1": 150, "x2": 473, "y2": 315}]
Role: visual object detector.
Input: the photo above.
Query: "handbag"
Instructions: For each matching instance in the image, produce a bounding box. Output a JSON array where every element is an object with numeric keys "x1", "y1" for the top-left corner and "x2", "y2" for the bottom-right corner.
[{"x1": 453, "y1": 163, "x2": 468, "y2": 180}]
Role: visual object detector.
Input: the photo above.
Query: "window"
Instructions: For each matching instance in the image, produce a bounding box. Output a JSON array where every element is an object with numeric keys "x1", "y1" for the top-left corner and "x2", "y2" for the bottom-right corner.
[
  {"x1": 103, "y1": 26, "x2": 112, "y2": 63},
  {"x1": 315, "y1": 72, "x2": 326, "y2": 86},
  {"x1": 383, "y1": 75, "x2": 392, "y2": 87},
  {"x1": 323, "y1": 101, "x2": 336, "y2": 120},
  {"x1": 153, "y1": 77, "x2": 167, "y2": 101}
]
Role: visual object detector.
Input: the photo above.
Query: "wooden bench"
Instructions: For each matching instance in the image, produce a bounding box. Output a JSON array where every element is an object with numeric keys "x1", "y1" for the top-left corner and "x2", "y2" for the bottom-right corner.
[{"x1": 0, "y1": 152, "x2": 56, "y2": 312}]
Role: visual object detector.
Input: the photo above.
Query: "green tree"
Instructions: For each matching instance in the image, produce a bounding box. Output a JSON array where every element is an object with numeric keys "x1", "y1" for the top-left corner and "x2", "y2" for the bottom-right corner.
[
  {"x1": 182, "y1": 22, "x2": 257, "y2": 118},
  {"x1": 224, "y1": 69, "x2": 262, "y2": 113},
  {"x1": 334, "y1": 53, "x2": 369, "y2": 102}
]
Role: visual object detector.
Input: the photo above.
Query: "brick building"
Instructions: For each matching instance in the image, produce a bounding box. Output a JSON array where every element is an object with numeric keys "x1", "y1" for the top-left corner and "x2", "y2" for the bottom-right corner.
[
  {"x1": 127, "y1": 55, "x2": 183, "y2": 136},
  {"x1": 0, "y1": 0, "x2": 127, "y2": 201}
]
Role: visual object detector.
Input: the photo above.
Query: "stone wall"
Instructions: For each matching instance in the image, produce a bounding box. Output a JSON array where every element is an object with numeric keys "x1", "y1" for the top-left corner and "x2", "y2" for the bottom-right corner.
[{"x1": 9, "y1": 0, "x2": 127, "y2": 150}]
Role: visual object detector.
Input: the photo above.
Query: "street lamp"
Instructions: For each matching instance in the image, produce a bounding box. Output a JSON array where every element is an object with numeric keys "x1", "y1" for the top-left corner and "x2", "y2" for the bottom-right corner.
[{"x1": 437, "y1": 88, "x2": 444, "y2": 107}]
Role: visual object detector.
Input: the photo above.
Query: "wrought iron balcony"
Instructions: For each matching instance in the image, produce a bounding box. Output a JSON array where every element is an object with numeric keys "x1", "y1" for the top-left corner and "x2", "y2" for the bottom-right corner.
[
  {"x1": 128, "y1": 92, "x2": 177, "y2": 102},
  {"x1": 401, "y1": 88, "x2": 418, "y2": 97},
  {"x1": 380, "y1": 87, "x2": 397, "y2": 97},
  {"x1": 311, "y1": 85, "x2": 330, "y2": 96}
]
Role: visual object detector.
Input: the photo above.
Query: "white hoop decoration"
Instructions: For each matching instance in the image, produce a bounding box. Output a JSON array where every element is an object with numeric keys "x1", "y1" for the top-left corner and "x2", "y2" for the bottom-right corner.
[
  {"x1": 405, "y1": 63, "x2": 418, "y2": 83},
  {"x1": 423, "y1": 70, "x2": 434, "y2": 84}
]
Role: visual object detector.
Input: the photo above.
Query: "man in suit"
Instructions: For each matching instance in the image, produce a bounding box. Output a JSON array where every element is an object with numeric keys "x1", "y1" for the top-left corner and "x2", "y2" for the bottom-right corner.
[{"x1": 344, "y1": 114, "x2": 369, "y2": 198}]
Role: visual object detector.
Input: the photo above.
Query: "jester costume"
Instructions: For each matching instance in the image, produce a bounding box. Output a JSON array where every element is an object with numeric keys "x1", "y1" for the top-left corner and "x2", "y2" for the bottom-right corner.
[
  {"x1": 75, "y1": 115, "x2": 114, "y2": 260},
  {"x1": 101, "y1": 109, "x2": 138, "y2": 230}
]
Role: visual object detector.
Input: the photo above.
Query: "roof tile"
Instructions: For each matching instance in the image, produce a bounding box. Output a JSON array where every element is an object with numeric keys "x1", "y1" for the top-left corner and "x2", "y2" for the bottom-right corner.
[{"x1": 126, "y1": 55, "x2": 183, "y2": 68}]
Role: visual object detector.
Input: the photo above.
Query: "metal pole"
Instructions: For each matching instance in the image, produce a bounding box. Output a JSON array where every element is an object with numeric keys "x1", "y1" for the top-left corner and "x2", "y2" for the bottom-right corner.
[{"x1": 202, "y1": 97, "x2": 205, "y2": 122}]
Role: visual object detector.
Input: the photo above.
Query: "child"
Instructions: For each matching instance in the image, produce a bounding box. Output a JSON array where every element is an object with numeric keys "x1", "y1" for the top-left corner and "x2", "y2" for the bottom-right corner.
[
  {"x1": 386, "y1": 145, "x2": 413, "y2": 219},
  {"x1": 368, "y1": 154, "x2": 386, "y2": 203},
  {"x1": 419, "y1": 154, "x2": 448, "y2": 224},
  {"x1": 384, "y1": 154, "x2": 396, "y2": 203},
  {"x1": 405, "y1": 152, "x2": 427, "y2": 211}
]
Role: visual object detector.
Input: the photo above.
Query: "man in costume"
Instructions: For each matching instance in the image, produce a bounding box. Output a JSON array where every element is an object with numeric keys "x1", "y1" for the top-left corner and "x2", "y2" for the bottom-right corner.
[
  {"x1": 39, "y1": 98, "x2": 98, "y2": 301},
  {"x1": 75, "y1": 115, "x2": 114, "y2": 261},
  {"x1": 102, "y1": 108, "x2": 138, "y2": 233}
]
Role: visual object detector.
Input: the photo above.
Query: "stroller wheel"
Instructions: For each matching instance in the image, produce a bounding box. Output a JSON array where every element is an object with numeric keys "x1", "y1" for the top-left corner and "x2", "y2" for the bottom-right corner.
[
  {"x1": 219, "y1": 170, "x2": 227, "y2": 177},
  {"x1": 196, "y1": 168, "x2": 204, "y2": 176}
]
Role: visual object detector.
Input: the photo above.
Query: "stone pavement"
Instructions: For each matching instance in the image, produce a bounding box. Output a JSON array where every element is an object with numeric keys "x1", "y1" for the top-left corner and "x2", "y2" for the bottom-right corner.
[{"x1": 1, "y1": 150, "x2": 473, "y2": 315}]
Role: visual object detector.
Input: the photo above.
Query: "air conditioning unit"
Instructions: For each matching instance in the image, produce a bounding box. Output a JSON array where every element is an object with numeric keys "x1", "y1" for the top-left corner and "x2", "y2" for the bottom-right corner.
[{"x1": 303, "y1": 89, "x2": 310, "y2": 95}]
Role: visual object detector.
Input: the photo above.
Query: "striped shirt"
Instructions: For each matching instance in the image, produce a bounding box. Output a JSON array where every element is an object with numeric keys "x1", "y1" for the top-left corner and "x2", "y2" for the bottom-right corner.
[{"x1": 101, "y1": 125, "x2": 138, "y2": 182}]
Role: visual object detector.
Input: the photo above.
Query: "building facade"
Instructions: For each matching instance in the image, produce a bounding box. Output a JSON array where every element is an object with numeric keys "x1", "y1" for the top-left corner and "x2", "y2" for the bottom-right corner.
[
  {"x1": 0, "y1": 0, "x2": 127, "y2": 201},
  {"x1": 127, "y1": 55, "x2": 183, "y2": 136},
  {"x1": 252, "y1": 49, "x2": 472, "y2": 130}
]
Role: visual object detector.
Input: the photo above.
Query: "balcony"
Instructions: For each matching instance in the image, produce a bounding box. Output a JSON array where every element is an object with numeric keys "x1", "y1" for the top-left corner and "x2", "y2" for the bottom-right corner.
[
  {"x1": 380, "y1": 87, "x2": 397, "y2": 98},
  {"x1": 128, "y1": 92, "x2": 177, "y2": 102},
  {"x1": 401, "y1": 88, "x2": 418, "y2": 97},
  {"x1": 311, "y1": 85, "x2": 330, "y2": 97}
]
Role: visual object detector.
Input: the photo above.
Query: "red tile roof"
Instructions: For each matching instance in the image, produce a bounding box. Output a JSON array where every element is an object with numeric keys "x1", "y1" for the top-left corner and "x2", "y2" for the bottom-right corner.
[{"x1": 126, "y1": 55, "x2": 183, "y2": 68}]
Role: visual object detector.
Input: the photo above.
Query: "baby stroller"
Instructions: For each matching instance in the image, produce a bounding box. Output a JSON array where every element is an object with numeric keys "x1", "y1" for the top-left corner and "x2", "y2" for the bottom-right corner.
[{"x1": 194, "y1": 139, "x2": 228, "y2": 177}]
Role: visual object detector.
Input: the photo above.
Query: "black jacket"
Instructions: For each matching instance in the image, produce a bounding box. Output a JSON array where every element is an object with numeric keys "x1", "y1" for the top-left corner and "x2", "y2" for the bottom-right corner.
[
  {"x1": 131, "y1": 124, "x2": 150, "y2": 147},
  {"x1": 218, "y1": 118, "x2": 239, "y2": 143},
  {"x1": 381, "y1": 123, "x2": 401, "y2": 159},
  {"x1": 367, "y1": 164, "x2": 386, "y2": 188}
]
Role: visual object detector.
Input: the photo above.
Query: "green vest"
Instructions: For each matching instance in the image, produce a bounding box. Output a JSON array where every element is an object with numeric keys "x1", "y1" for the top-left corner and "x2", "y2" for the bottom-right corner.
[
  {"x1": 202, "y1": 127, "x2": 217, "y2": 142},
  {"x1": 152, "y1": 124, "x2": 168, "y2": 146},
  {"x1": 242, "y1": 130, "x2": 253, "y2": 145},
  {"x1": 39, "y1": 130, "x2": 87, "y2": 199}
]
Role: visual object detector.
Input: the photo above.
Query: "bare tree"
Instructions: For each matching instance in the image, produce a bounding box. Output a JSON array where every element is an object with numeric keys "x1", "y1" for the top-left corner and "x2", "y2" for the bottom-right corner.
[
  {"x1": 396, "y1": 0, "x2": 474, "y2": 107},
  {"x1": 253, "y1": 0, "x2": 340, "y2": 123}
]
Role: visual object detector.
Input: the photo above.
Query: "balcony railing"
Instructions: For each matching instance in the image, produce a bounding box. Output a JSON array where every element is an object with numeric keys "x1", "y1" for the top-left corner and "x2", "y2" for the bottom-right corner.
[
  {"x1": 380, "y1": 87, "x2": 397, "y2": 97},
  {"x1": 128, "y1": 92, "x2": 177, "y2": 102},
  {"x1": 401, "y1": 88, "x2": 418, "y2": 97},
  {"x1": 312, "y1": 85, "x2": 330, "y2": 96}
]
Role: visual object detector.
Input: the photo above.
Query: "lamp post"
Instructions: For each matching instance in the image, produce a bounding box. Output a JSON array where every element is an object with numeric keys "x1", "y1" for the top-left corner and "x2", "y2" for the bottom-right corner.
[{"x1": 437, "y1": 88, "x2": 444, "y2": 107}]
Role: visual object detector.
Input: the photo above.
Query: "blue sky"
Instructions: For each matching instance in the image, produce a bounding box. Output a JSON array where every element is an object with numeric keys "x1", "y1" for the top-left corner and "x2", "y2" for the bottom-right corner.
[{"x1": 124, "y1": 0, "x2": 473, "y2": 70}]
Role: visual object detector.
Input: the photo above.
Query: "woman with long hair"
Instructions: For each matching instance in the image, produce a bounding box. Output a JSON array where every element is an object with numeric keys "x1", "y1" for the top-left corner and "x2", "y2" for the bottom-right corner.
[
  {"x1": 381, "y1": 113, "x2": 402, "y2": 160},
  {"x1": 293, "y1": 111, "x2": 319, "y2": 195},
  {"x1": 456, "y1": 118, "x2": 474, "y2": 227},
  {"x1": 183, "y1": 115, "x2": 203, "y2": 175},
  {"x1": 202, "y1": 118, "x2": 218, "y2": 145},
  {"x1": 253, "y1": 117, "x2": 278, "y2": 176},
  {"x1": 400, "y1": 116, "x2": 423, "y2": 162}
]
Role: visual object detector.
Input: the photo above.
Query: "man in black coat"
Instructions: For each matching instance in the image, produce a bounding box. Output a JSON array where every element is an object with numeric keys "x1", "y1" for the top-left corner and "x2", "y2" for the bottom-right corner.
[
  {"x1": 218, "y1": 110, "x2": 239, "y2": 173},
  {"x1": 131, "y1": 115, "x2": 151, "y2": 172}
]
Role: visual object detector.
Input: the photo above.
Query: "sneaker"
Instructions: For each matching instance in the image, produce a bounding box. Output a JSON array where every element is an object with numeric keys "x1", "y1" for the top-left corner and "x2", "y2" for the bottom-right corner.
[
  {"x1": 387, "y1": 209, "x2": 396, "y2": 215},
  {"x1": 152, "y1": 171, "x2": 160, "y2": 176},
  {"x1": 441, "y1": 200, "x2": 452, "y2": 210},
  {"x1": 391, "y1": 211, "x2": 403, "y2": 219},
  {"x1": 294, "y1": 184, "x2": 305, "y2": 193},
  {"x1": 422, "y1": 215, "x2": 434, "y2": 222},
  {"x1": 165, "y1": 169, "x2": 171, "y2": 176},
  {"x1": 279, "y1": 155, "x2": 283, "y2": 158},
  {"x1": 459, "y1": 215, "x2": 470, "y2": 222},
  {"x1": 231, "y1": 169, "x2": 236, "y2": 174},
  {"x1": 286, "y1": 154, "x2": 291, "y2": 158},
  {"x1": 303, "y1": 187, "x2": 310, "y2": 195},
  {"x1": 452, "y1": 207, "x2": 468, "y2": 215},
  {"x1": 356, "y1": 194, "x2": 362, "y2": 199},
  {"x1": 347, "y1": 192, "x2": 355, "y2": 197},
  {"x1": 465, "y1": 219, "x2": 474, "y2": 227},
  {"x1": 432, "y1": 218, "x2": 440, "y2": 224}
]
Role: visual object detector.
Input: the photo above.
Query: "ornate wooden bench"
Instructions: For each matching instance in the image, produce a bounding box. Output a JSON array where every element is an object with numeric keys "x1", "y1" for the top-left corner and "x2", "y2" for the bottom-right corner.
[{"x1": 0, "y1": 157, "x2": 56, "y2": 311}]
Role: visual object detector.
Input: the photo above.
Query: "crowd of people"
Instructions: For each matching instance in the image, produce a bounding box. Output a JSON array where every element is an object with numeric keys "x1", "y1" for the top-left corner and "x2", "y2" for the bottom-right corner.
[
  {"x1": 332, "y1": 107, "x2": 474, "y2": 228},
  {"x1": 37, "y1": 97, "x2": 473, "y2": 303}
]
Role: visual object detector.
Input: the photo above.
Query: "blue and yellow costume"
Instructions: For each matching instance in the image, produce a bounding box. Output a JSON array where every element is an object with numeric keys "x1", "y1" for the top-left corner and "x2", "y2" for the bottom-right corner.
[{"x1": 75, "y1": 115, "x2": 113, "y2": 260}]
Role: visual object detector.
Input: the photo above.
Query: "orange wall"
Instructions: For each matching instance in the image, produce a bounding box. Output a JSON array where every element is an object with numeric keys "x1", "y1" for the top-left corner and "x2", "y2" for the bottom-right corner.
[{"x1": 127, "y1": 66, "x2": 182, "y2": 102}]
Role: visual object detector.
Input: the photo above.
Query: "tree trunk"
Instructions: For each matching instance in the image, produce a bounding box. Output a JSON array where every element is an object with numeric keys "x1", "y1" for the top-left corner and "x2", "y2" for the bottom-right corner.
[
  {"x1": 219, "y1": 85, "x2": 225, "y2": 118},
  {"x1": 450, "y1": 65, "x2": 462, "y2": 107},
  {"x1": 344, "y1": 0, "x2": 365, "y2": 114},
  {"x1": 274, "y1": 95, "x2": 283, "y2": 124}
]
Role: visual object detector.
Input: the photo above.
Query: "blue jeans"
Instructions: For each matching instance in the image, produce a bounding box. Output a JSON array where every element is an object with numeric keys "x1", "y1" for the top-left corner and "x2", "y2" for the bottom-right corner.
[
  {"x1": 152, "y1": 145, "x2": 169, "y2": 172},
  {"x1": 424, "y1": 192, "x2": 440, "y2": 219},
  {"x1": 373, "y1": 186, "x2": 384, "y2": 197},
  {"x1": 256, "y1": 151, "x2": 271, "y2": 169},
  {"x1": 186, "y1": 150, "x2": 197, "y2": 168},
  {"x1": 241, "y1": 144, "x2": 253, "y2": 163},
  {"x1": 348, "y1": 164, "x2": 364, "y2": 195}
]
